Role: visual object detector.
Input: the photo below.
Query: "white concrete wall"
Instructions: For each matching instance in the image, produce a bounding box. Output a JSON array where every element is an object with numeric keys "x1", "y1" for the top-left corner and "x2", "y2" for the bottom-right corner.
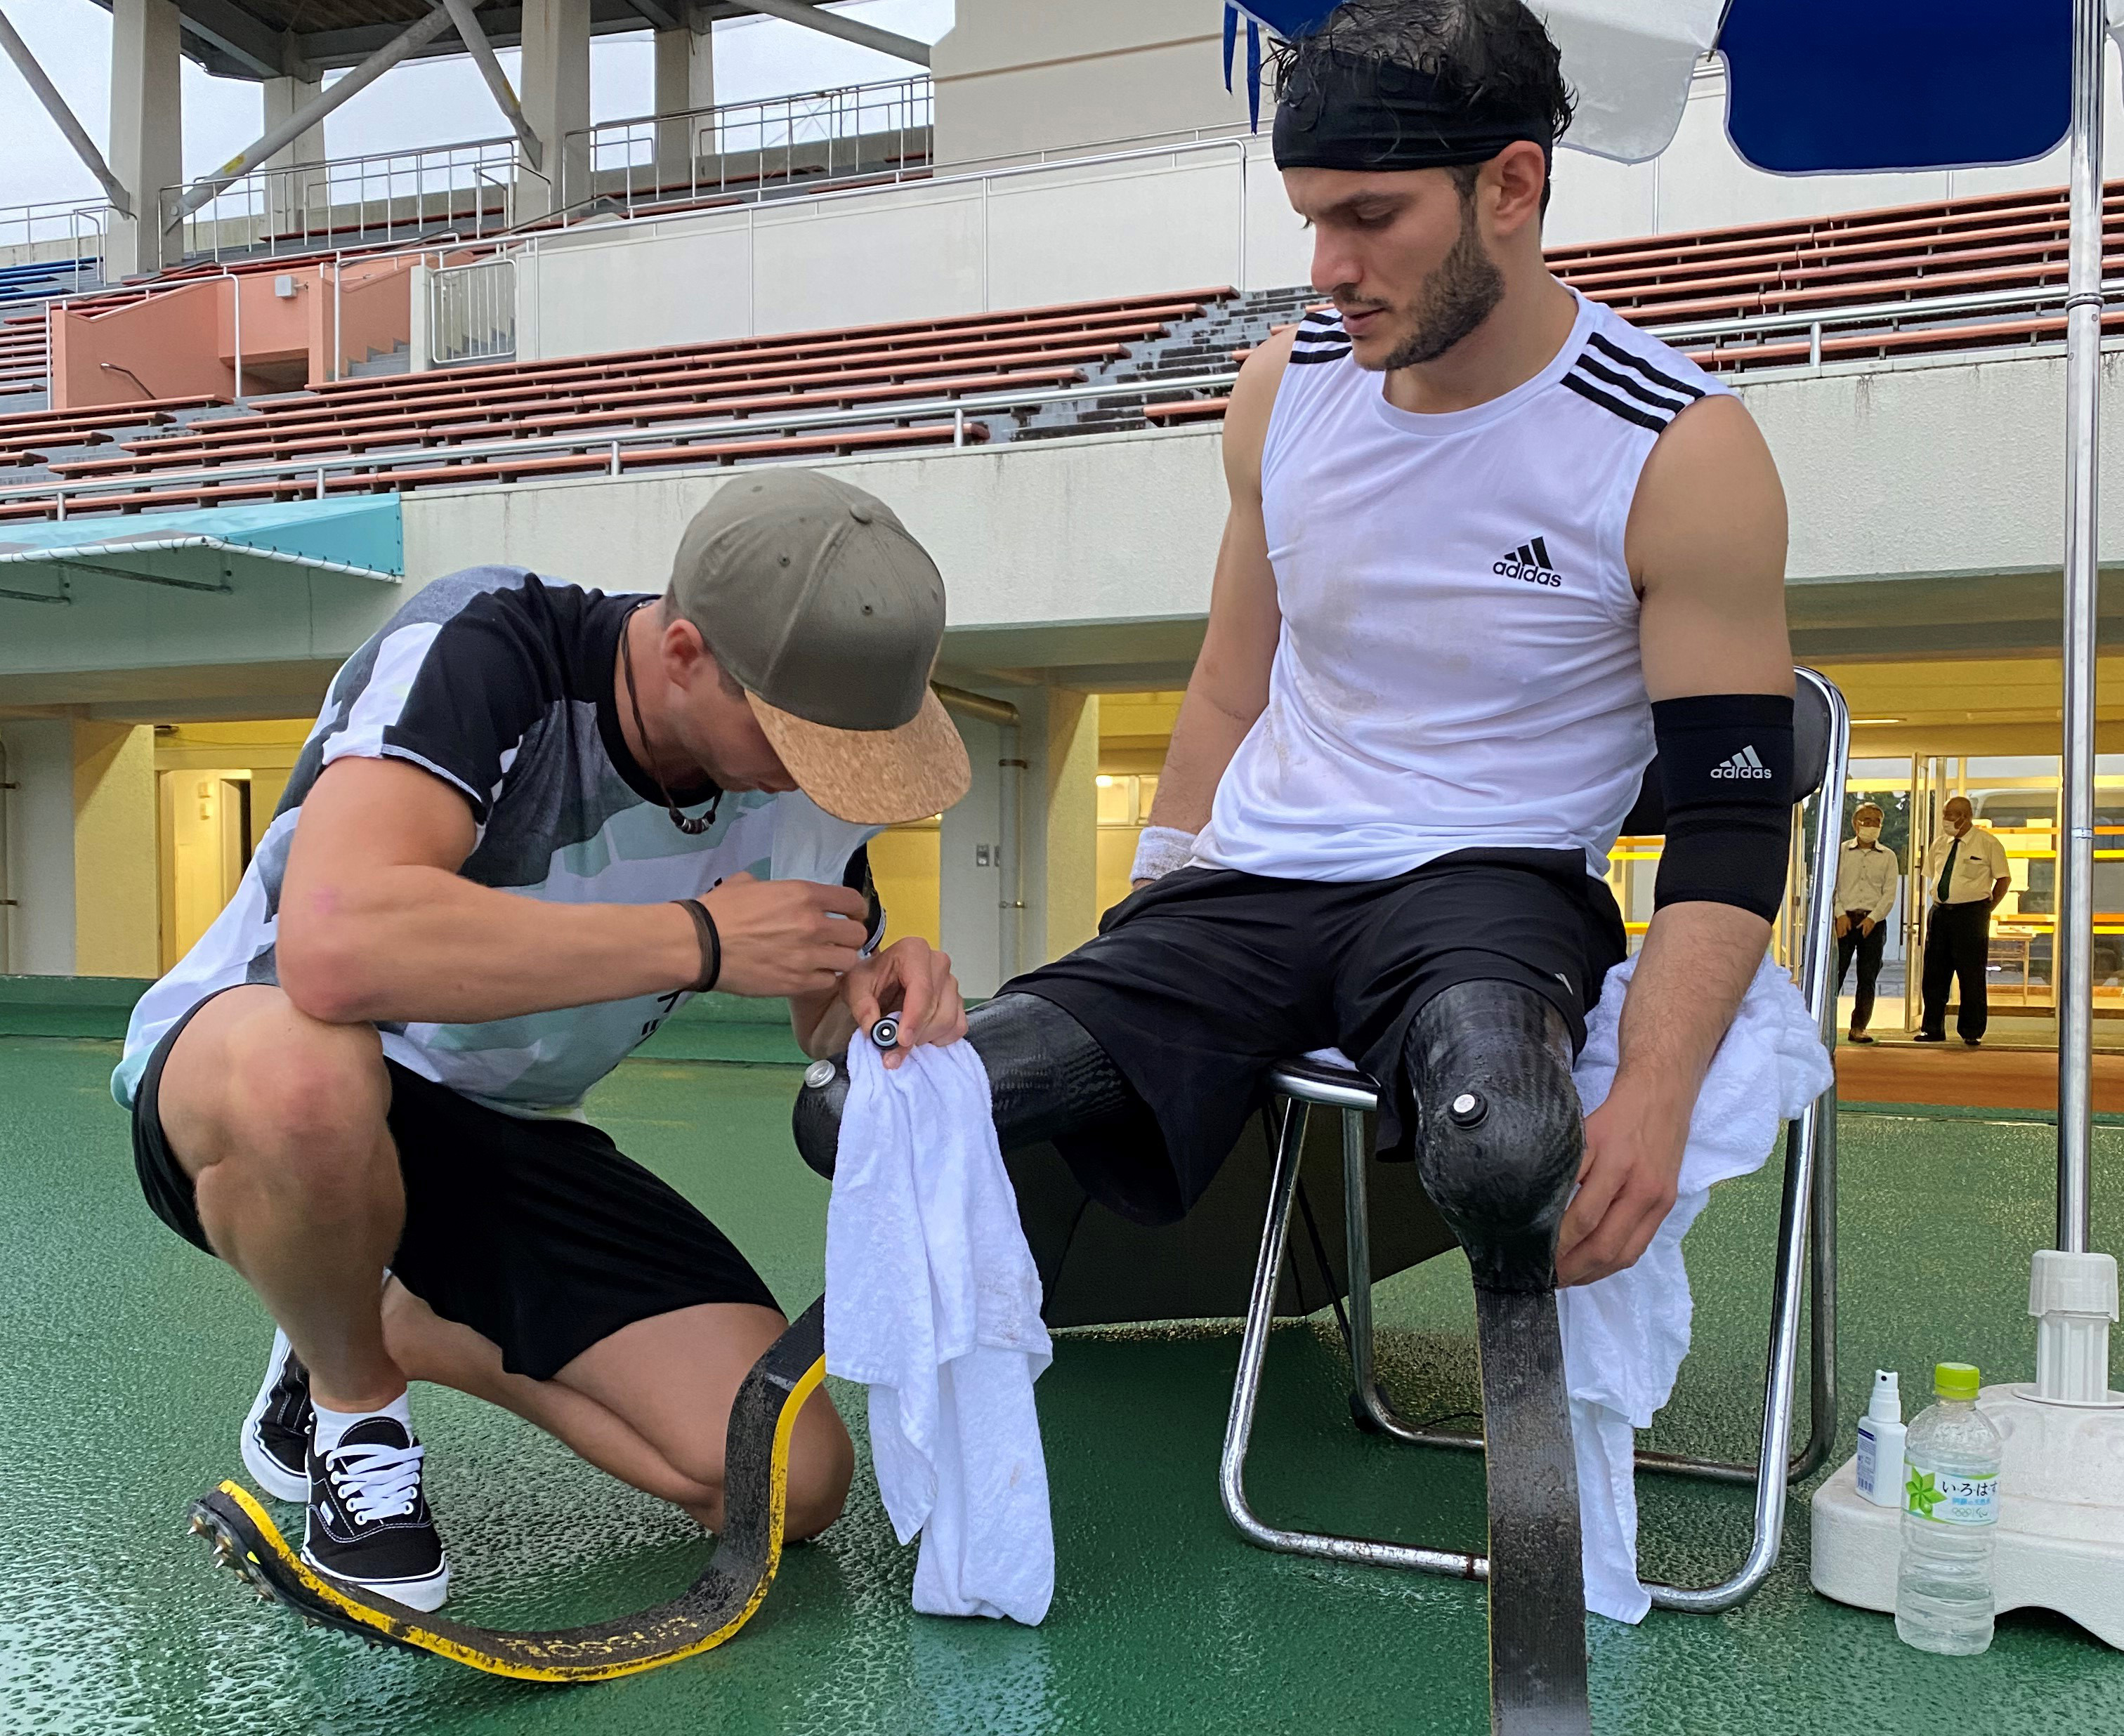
[
  {"x1": 516, "y1": 46, "x2": 2124, "y2": 361},
  {"x1": 399, "y1": 430, "x2": 1230, "y2": 638},
  {"x1": 395, "y1": 352, "x2": 2121, "y2": 631},
  {"x1": 0, "y1": 720, "x2": 77, "y2": 975},
  {"x1": 931, "y1": 0, "x2": 1252, "y2": 167},
  {"x1": 518, "y1": 140, "x2": 1268, "y2": 360}
]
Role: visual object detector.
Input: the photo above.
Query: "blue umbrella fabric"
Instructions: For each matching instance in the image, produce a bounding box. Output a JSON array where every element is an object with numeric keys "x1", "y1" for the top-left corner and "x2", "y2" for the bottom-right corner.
[{"x1": 1718, "y1": 0, "x2": 2071, "y2": 173}]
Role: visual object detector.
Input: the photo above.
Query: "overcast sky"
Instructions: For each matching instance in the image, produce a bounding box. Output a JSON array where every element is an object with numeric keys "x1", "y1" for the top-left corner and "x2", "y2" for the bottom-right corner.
[{"x1": 1, "y1": 0, "x2": 951, "y2": 211}]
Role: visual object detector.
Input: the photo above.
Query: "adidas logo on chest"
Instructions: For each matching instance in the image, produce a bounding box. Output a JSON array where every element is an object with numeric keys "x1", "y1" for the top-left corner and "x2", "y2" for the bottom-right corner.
[{"x1": 1494, "y1": 536, "x2": 1563, "y2": 588}]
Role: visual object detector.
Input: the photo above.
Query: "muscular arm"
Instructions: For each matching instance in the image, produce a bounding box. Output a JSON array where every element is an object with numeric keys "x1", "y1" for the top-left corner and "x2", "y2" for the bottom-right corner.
[
  {"x1": 1557, "y1": 394, "x2": 1795, "y2": 1285},
  {"x1": 1140, "y1": 331, "x2": 1292, "y2": 841},
  {"x1": 277, "y1": 757, "x2": 868, "y2": 1027}
]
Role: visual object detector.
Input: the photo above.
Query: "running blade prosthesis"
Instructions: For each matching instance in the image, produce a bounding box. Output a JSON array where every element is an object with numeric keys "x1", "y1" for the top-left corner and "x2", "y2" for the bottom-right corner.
[
  {"x1": 1475, "y1": 1287, "x2": 1592, "y2": 1736},
  {"x1": 186, "y1": 1297, "x2": 825, "y2": 1682}
]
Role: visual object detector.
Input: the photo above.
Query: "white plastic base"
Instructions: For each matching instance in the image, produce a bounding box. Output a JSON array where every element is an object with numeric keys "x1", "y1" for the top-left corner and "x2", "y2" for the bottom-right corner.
[{"x1": 1811, "y1": 1383, "x2": 2124, "y2": 1648}]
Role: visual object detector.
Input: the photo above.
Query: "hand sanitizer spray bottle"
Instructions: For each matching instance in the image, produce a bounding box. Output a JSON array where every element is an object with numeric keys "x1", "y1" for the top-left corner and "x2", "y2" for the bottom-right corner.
[{"x1": 1855, "y1": 1370, "x2": 1906, "y2": 1508}]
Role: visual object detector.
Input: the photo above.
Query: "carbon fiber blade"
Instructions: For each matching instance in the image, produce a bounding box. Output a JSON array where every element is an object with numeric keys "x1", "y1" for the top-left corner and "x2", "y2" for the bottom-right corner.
[{"x1": 1474, "y1": 1286, "x2": 1591, "y2": 1736}]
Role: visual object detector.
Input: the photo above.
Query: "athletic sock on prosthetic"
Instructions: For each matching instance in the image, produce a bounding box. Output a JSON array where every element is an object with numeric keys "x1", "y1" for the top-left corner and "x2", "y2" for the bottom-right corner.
[{"x1": 312, "y1": 1388, "x2": 412, "y2": 1453}]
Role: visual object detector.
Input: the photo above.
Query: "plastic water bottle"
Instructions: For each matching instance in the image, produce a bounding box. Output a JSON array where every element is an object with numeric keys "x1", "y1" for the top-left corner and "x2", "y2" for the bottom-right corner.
[{"x1": 1894, "y1": 1362, "x2": 2004, "y2": 1655}]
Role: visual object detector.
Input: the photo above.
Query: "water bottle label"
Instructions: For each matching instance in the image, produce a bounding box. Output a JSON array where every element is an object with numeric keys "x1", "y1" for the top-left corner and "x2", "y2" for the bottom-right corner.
[{"x1": 1906, "y1": 1467, "x2": 1998, "y2": 1526}]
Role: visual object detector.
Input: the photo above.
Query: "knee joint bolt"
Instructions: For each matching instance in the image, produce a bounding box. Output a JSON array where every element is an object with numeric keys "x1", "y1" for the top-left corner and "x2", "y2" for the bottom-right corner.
[{"x1": 1406, "y1": 981, "x2": 1583, "y2": 1294}]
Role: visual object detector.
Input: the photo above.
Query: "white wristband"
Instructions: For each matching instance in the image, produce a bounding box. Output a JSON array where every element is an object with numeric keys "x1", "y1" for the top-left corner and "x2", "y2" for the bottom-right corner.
[{"x1": 1130, "y1": 825, "x2": 1198, "y2": 884}]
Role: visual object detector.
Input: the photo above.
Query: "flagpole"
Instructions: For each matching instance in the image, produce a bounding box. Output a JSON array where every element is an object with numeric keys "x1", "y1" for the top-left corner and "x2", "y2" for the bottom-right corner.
[{"x1": 2058, "y1": 0, "x2": 2104, "y2": 1256}]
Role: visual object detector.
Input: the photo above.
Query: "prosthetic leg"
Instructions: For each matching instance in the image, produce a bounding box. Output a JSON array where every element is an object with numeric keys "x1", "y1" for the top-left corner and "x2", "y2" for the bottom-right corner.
[
  {"x1": 794, "y1": 992, "x2": 1140, "y2": 1184},
  {"x1": 185, "y1": 1298, "x2": 826, "y2": 1682},
  {"x1": 797, "y1": 985, "x2": 1591, "y2": 1733},
  {"x1": 1405, "y1": 980, "x2": 1590, "y2": 1736}
]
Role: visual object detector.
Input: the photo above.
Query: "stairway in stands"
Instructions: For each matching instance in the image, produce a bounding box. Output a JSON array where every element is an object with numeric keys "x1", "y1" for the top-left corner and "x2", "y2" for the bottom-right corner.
[{"x1": 1004, "y1": 283, "x2": 1319, "y2": 443}]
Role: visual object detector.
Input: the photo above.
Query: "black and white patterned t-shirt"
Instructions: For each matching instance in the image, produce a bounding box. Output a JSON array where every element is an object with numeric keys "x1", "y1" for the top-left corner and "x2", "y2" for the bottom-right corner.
[{"x1": 114, "y1": 566, "x2": 881, "y2": 1117}]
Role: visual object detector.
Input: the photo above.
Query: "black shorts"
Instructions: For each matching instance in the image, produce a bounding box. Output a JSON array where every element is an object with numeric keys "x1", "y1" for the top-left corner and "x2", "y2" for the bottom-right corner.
[
  {"x1": 131, "y1": 993, "x2": 780, "y2": 1382},
  {"x1": 1005, "y1": 849, "x2": 1627, "y2": 1223}
]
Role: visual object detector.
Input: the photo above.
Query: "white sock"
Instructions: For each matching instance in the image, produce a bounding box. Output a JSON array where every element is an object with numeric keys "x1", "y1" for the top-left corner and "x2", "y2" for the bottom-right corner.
[{"x1": 313, "y1": 1388, "x2": 412, "y2": 1454}]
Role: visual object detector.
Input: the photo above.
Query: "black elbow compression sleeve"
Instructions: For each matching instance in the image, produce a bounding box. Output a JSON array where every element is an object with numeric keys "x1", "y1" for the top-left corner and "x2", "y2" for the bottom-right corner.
[{"x1": 1650, "y1": 692, "x2": 1795, "y2": 922}]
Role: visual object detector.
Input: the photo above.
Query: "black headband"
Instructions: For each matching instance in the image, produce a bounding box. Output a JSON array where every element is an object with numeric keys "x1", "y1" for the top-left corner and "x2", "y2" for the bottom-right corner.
[{"x1": 1272, "y1": 44, "x2": 1551, "y2": 172}]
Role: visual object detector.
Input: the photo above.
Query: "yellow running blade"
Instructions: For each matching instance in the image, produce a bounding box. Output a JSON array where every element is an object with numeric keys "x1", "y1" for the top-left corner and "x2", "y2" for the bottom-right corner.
[{"x1": 188, "y1": 1297, "x2": 825, "y2": 1683}]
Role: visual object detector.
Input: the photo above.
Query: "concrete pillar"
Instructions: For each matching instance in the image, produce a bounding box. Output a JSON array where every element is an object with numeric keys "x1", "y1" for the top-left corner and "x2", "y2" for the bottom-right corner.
[
  {"x1": 519, "y1": 0, "x2": 591, "y2": 221},
  {"x1": 107, "y1": 0, "x2": 183, "y2": 277},
  {"x1": 72, "y1": 723, "x2": 159, "y2": 979},
  {"x1": 263, "y1": 74, "x2": 328, "y2": 244},
  {"x1": 1039, "y1": 688, "x2": 1099, "y2": 966},
  {"x1": 0, "y1": 721, "x2": 79, "y2": 975},
  {"x1": 653, "y1": 13, "x2": 714, "y2": 195}
]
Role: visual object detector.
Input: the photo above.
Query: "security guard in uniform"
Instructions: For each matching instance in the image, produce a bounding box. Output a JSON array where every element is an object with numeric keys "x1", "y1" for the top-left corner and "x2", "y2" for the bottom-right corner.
[
  {"x1": 1917, "y1": 795, "x2": 2012, "y2": 1047},
  {"x1": 1833, "y1": 802, "x2": 1898, "y2": 1044}
]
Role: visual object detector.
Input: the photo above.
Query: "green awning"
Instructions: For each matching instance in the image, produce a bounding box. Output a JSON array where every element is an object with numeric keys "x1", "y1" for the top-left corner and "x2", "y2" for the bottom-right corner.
[{"x1": 0, "y1": 497, "x2": 401, "y2": 603}]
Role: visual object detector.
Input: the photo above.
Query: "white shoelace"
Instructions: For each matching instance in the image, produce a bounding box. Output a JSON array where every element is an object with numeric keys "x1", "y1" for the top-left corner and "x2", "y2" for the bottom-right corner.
[{"x1": 325, "y1": 1438, "x2": 426, "y2": 1525}]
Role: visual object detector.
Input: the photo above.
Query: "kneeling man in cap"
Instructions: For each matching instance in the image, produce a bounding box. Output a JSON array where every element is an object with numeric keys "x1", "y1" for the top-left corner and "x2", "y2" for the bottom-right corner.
[{"x1": 115, "y1": 471, "x2": 971, "y2": 1609}]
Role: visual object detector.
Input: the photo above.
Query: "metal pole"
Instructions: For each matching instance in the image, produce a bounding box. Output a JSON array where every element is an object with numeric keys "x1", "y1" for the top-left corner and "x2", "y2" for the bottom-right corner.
[
  {"x1": 0, "y1": 6, "x2": 133, "y2": 215},
  {"x1": 436, "y1": 0, "x2": 542, "y2": 172},
  {"x1": 721, "y1": 0, "x2": 929, "y2": 65},
  {"x1": 2058, "y1": 0, "x2": 2104, "y2": 1255},
  {"x1": 167, "y1": 4, "x2": 459, "y2": 227}
]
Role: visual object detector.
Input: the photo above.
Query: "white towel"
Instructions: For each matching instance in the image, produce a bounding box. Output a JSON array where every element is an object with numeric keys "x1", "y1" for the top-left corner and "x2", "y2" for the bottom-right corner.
[
  {"x1": 823, "y1": 1034, "x2": 1056, "y2": 1626},
  {"x1": 1561, "y1": 951, "x2": 1833, "y2": 1622}
]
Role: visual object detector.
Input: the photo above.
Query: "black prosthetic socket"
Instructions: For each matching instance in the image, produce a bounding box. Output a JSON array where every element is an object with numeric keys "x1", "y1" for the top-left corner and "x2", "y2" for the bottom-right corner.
[
  {"x1": 1404, "y1": 979, "x2": 1583, "y2": 1294},
  {"x1": 791, "y1": 992, "x2": 1138, "y2": 1181}
]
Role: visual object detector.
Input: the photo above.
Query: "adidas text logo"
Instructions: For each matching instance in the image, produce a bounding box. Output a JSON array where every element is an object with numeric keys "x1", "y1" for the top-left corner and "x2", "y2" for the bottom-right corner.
[
  {"x1": 1494, "y1": 535, "x2": 1562, "y2": 588},
  {"x1": 1712, "y1": 746, "x2": 1774, "y2": 780}
]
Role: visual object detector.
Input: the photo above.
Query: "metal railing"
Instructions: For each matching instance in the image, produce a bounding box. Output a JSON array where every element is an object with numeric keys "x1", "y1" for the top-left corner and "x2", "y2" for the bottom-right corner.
[
  {"x1": 428, "y1": 256, "x2": 516, "y2": 366},
  {"x1": 162, "y1": 137, "x2": 534, "y2": 265},
  {"x1": 1634, "y1": 275, "x2": 2124, "y2": 367},
  {"x1": 0, "y1": 198, "x2": 108, "y2": 295},
  {"x1": 563, "y1": 75, "x2": 933, "y2": 222},
  {"x1": 0, "y1": 368, "x2": 1241, "y2": 515}
]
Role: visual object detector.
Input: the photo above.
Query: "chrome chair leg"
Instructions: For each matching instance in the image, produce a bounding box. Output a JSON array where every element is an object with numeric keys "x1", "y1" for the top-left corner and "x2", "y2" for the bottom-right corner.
[{"x1": 1219, "y1": 1098, "x2": 1487, "y2": 1576}]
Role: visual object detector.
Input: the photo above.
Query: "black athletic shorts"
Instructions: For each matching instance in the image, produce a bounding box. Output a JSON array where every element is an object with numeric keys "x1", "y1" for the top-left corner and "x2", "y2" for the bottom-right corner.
[
  {"x1": 130, "y1": 992, "x2": 780, "y2": 1382},
  {"x1": 1005, "y1": 848, "x2": 1627, "y2": 1224}
]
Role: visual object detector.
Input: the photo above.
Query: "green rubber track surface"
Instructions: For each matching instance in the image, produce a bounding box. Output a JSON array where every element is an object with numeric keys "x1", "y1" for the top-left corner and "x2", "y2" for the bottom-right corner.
[{"x1": 2, "y1": 1034, "x2": 2120, "y2": 1736}]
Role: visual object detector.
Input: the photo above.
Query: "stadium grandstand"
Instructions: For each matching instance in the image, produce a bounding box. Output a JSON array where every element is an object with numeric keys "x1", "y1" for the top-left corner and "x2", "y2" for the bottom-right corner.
[{"x1": 6, "y1": 2, "x2": 2124, "y2": 1732}]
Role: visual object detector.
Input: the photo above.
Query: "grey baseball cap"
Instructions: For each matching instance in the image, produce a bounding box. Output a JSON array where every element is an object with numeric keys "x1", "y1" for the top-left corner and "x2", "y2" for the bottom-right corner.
[{"x1": 667, "y1": 469, "x2": 969, "y2": 825}]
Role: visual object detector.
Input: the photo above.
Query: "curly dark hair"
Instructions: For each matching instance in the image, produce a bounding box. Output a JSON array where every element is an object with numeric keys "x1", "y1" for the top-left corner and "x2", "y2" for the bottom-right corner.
[{"x1": 1268, "y1": 0, "x2": 1575, "y2": 209}]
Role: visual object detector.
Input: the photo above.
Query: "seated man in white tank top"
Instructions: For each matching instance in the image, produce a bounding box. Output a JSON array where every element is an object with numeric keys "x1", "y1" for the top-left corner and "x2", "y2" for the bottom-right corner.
[
  {"x1": 808, "y1": 0, "x2": 1792, "y2": 1275},
  {"x1": 796, "y1": 3, "x2": 1792, "y2": 1685}
]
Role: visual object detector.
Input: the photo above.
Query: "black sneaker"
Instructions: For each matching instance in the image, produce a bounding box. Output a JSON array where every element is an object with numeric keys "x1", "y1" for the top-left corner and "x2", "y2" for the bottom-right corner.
[
  {"x1": 1913, "y1": 1031, "x2": 1947, "y2": 1044},
  {"x1": 302, "y1": 1414, "x2": 450, "y2": 1611},
  {"x1": 241, "y1": 1330, "x2": 313, "y2": 1504}
]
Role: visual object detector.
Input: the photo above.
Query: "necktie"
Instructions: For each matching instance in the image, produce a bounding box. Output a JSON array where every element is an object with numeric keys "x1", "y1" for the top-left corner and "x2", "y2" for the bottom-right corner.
[{"x1": 1935, "y1": 837, "x2": 1960, "y2": 904}]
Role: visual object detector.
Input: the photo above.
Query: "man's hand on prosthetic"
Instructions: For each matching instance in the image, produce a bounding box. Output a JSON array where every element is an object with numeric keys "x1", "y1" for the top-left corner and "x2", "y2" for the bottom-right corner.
[
  {"x1": 842, "y1": 938, "x2": 966, "y2": 1070},
  {"x1": 1555, "y1": 1082, "x2": 1689, "y2": 1287}
]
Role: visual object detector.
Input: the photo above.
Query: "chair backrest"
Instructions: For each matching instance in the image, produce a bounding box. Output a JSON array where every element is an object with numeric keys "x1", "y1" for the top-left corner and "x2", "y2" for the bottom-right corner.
[{"x1": 1615, "y1": 669, "x2": 1833, "y2": 839}]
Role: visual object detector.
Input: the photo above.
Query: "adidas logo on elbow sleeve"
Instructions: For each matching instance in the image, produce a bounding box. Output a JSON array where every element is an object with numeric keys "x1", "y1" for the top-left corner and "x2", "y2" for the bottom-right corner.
[{"x1": 1710, "y1": 747, "x2": 1775, "y2": 780}]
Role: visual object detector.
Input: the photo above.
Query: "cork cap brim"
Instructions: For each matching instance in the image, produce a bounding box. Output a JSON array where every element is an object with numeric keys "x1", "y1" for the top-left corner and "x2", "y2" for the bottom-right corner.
[{"x1": 749, "y1": 688, "x2": 971, "y2": 827}]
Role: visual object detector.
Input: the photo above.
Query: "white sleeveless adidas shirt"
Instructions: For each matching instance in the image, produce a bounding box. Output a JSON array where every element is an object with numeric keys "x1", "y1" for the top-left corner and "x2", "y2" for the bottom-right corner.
[{"x1": 1193, "y1": 288, "x2": 1732, "y2": 883}]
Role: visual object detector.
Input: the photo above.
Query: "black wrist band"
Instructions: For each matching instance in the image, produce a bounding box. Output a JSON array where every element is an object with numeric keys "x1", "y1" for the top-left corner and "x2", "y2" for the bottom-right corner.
[{"x1": 674, "y1": 898, "x2": 721, "y2": 993}]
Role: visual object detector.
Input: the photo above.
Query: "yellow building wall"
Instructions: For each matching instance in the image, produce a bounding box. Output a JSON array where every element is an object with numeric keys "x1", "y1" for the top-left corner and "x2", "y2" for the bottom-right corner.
[
  {"x1": 152, "y1": 721, "x2": 313, "y2": 970},
  {"x1": 1095, "y1": 691, "x2": 1184, "y2": 917},
  {"x1": 72, "y1": 723, "x2": 159, "y2": 979},
  {"x1": 869, "y1": 818, "x2": 942, "y2": 950},
  {"x1": 1045, "y1": 690, "x2": 1101, "y2": 961}
]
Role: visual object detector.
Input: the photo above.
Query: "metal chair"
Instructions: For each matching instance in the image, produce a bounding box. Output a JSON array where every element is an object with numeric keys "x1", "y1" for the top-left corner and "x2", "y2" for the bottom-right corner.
[{"x1": 1219, "y1": 666, "x2": 1850, "y2": 1613}]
